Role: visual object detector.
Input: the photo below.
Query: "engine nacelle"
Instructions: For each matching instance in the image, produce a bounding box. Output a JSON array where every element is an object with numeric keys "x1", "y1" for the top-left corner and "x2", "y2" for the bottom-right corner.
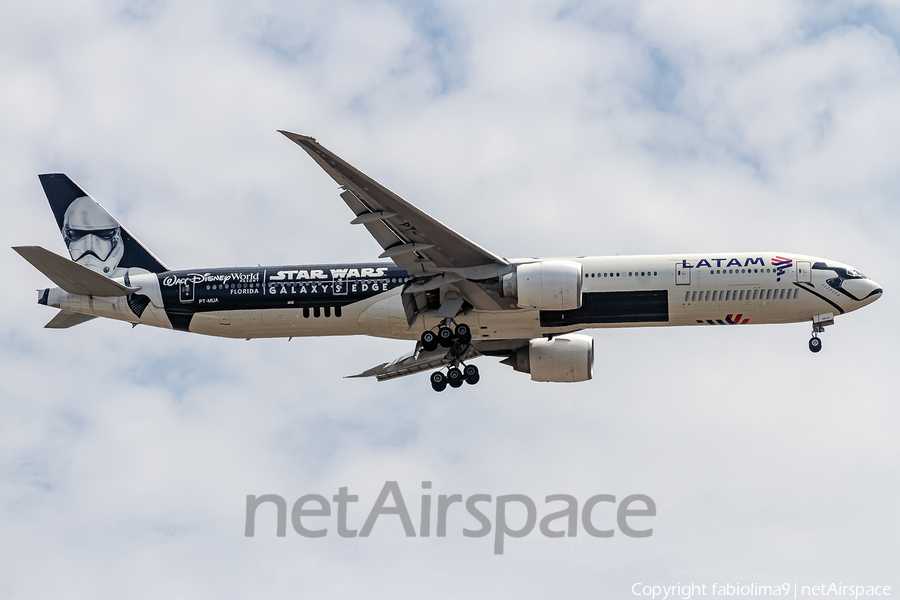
[
  {"x1": 504, "y1": 334, "x2": 594, "y2": 382},
  {"x1": 501, "y1": 260, "x2": 583, "y2": 310}
]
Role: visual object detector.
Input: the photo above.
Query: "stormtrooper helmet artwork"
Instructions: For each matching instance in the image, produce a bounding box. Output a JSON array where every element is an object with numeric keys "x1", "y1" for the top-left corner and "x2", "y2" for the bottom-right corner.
[{"x1": 61, "y1": 196, "x2": 124, "y2": 274}]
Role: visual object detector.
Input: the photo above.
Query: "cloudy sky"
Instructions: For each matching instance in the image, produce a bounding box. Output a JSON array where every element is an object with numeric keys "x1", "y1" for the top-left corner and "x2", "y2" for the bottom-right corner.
[{"x1": 1, "y1": 0, "x2": 899, "y2": 598}]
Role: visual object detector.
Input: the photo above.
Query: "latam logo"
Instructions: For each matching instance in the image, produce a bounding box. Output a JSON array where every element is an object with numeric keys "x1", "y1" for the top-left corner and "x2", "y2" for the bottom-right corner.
[
  {"x1": 771, "y1": 256, "x2": 793, "y2": 282},
  {"x1": 679, "y1": 256, "x2": 794, "y2": 281},
  {"x1": 680, "y1": 257, "x2": 765, "y2": 269},
  {"x1": 697, "y1": 314, "x2": 750, "y2": 325}
]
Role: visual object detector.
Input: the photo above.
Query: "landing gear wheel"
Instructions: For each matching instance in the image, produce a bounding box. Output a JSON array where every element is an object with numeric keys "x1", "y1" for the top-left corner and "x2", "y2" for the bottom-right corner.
[
  {"x1": 455, "y1": 323, "x2": 471, "y2": 343},
  {"x1": 421, "y1": 330, "x2": 438, "y2": 352},
  {"x1": 438, "y1": 327, "x2": 454, "y2": 347},
  {"x1": 465, "y1": 373, "x2": 480, "y2": 385},
  {"x1": 463, "y1": 364, "x2": 479, "y2": 381},
  {"x1": 809, "y1": 337, "x2": 822, "y2": 353},
  {"x1": 447, "y1": 367, "x2": 463, "y2": 384},
  {"x1": 430, "y1": 371, "x2": 447, "y2": 392},
  {"x1": 447, "y1": 367, "x2": 464, "y2": 388}
]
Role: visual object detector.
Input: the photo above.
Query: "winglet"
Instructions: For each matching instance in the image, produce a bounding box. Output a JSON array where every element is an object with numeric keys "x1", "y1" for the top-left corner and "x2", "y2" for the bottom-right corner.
[
  {"x1": 13, "y1": 246, "x2": 140, "y2": 297},
  {"x1": 278, "y1": 131, "x2": 317, "y2": 145}
]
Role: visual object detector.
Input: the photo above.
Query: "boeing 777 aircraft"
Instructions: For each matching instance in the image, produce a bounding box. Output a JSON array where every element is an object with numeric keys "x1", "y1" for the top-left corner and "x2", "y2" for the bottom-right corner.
[{"x1": 14, "y1": 131, "x2": 883, "y2": 391}]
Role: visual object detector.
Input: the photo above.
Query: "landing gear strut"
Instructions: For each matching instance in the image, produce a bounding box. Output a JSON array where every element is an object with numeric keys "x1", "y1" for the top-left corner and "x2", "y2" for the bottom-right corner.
[
  {"x1": 809, "y1": 322, "x2": 825, "y2": 353},
  {"x1": 424, "y1": 319, "x2": 480, "y2": 392}
]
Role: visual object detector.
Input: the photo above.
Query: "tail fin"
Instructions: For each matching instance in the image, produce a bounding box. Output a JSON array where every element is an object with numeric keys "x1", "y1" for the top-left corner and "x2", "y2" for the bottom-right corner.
[{"x1": 38, "y1": 174, "x2": 168, "y2": 276}]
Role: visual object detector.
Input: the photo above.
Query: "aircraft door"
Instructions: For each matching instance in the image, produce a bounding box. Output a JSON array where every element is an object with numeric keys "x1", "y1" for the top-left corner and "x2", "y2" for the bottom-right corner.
[
  {"x1": 796, "y1": 261, "x2": 811, "y2": 284},
  {"x1": 676, "y1": 265, "x2": 691, "y2": 285},
  {"x1": 179, "y1": 280, "x2": 195, "y2": 303}
]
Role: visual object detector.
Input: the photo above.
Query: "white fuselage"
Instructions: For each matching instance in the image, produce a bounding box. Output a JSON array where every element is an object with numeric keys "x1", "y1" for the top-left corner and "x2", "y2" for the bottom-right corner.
[{"x1": 41, "y1": 252, "x2": 882, "y2": 343}]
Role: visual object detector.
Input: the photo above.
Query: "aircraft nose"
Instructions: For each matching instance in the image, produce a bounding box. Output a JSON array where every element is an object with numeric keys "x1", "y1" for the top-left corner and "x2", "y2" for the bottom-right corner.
[
  {"x1": 867, "y1": 279, "x2": 884, "y2": 301},
  {"x1": 844, "y1": 278, "x2": 883, "y2": 302}
]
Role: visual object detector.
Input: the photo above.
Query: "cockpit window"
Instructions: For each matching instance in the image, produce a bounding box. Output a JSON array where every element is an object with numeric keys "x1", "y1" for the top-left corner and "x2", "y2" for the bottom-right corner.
[{"x1": 840, "y1": 268, "x2": 865, "y2": 279}]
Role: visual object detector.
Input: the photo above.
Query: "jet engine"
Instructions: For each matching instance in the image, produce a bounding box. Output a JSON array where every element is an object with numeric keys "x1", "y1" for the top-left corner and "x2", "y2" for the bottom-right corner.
[
  {"x1": 501, "y1": 334, "x2": 594, "y2": 382},
  {"x1": 501, "y1": 260, "x2": 583, "y2": 310}
]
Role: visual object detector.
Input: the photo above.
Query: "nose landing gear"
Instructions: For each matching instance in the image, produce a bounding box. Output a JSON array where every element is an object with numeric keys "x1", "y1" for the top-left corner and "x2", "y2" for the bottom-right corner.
[{"x1": 809, "y1": 322, "x2": 825, "y2": 353}]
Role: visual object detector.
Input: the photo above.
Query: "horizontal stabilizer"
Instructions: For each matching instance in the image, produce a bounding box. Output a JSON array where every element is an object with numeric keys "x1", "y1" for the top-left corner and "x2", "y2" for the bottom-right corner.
[
  {"x1": 13, "y1": 246, "x2": 140, "y2": 297},
  {"x1": 45, "y1": 311, "x2": 97, "y2": 329}
]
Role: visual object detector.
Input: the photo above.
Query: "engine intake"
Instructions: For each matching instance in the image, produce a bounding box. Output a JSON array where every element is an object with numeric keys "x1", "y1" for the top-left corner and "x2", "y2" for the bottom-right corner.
[
  {"x1": 503, "y1": 334, "x2": 594, "y2": 382},
  {"x1": 501, "y1": 260, "x2": 583, "y2": 310}
]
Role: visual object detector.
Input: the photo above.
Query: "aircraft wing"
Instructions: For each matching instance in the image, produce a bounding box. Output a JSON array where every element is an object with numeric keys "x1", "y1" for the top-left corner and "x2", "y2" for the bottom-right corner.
[
  {"x1": 279, "y1": 131, "x2": 507, "y2": 274},
  {"x1": 348, "y1": 339, "x2": 530, "y2": 382},
  {"x1": 348, "y1": 343, "x2": 481, "y2": 382}
]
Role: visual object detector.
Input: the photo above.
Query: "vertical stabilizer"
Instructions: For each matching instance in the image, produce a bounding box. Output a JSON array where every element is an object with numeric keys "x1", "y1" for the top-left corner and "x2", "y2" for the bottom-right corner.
[{"x1": 38, "y1": 174, "x2": 168, "y2": 277}]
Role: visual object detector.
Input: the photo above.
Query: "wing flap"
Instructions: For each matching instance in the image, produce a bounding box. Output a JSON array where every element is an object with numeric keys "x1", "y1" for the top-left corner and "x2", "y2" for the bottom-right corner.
[{"x1": 340, "y1": 190, "x2": 415, "y2": 269}]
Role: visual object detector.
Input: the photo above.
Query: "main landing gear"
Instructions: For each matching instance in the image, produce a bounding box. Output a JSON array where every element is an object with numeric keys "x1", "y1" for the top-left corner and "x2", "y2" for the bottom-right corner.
[
  {"x1": 430, "y1": 364, "x2": 479, "y2": 392},
  {"x1": 809, "y1": 322, "x2": 825, "y2": 353},
  {"x1": 420, "y1": 320, "x2": 471, "y2": 352},
  {"x1": 424, "y1": 319, "x2": 479, "y2": 392}
]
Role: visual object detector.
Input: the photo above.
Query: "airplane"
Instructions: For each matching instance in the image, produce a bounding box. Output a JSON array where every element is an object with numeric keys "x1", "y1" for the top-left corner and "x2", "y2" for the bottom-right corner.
[{"x1": 14, "y1": 131, "x2": 884, "y2": 392}]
